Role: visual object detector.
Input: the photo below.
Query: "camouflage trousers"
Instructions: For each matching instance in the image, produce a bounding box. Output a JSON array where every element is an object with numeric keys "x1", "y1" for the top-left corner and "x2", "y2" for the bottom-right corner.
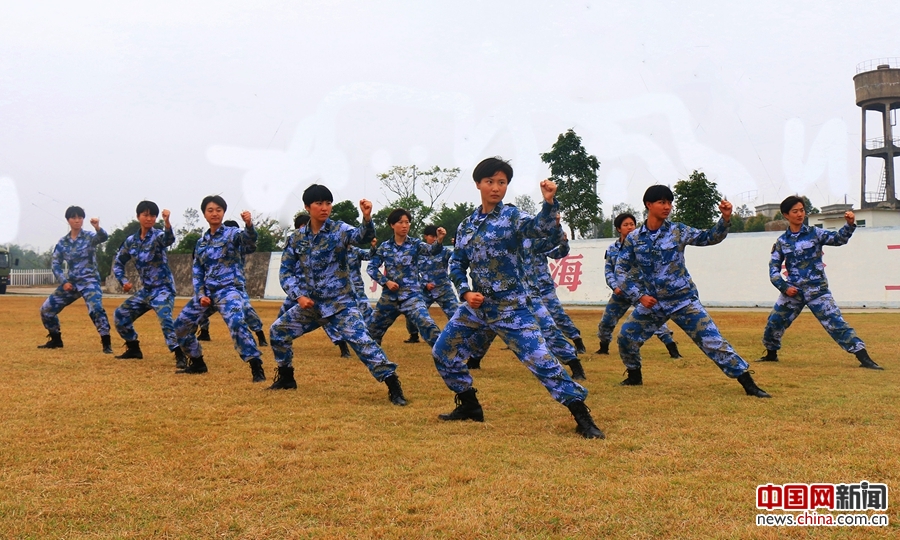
[
  {"x1": 618, "y1": 299, "x2": 748, "y2": 378},
  {"x1": 270, "y1": 305, "x2": 397, "y2": 382},
  {"x1": 432, "y1": 297, "x2": 588, "y2": 405},
  {"x1": 369, "y1": 295, "x2": 441, "y2": 346},
  {"x1": 762, "y1": 292, "x2": 865, "y2": 353},
  {"x1": 199, "y1": 288, "x2": 262, "y2": 333},
  {"x1": 41, "y1": 281, "x2": 110, "y2": 336},
  {"x1": 598, "y1": 293, "x2": 674, "y2": 345},
  {"x1": 174, "y1": 287, "x2": 262, "y2": 362},
  {"x1": 465, "y1": 297, "x2": 578, "y2": 364},
  {"x1": 277, "y1": 297, "x2": 344, "y2": 343},
  {"x1": 405, "y1": 285, "x2": 459, "y2": 334},
  {"x1": 114, "y1": 286, "x2": 177, "y2": 350},
  {"x1": 540, "y1": 288, "x2": 582, "y2": 340}
]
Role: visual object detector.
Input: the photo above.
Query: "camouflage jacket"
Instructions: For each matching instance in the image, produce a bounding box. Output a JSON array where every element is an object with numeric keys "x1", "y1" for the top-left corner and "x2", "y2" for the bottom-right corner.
[
  {"x1": 769, "y1": 223, "x2": 855, "y2": 300},
  {"x1": 51, "y1": 228, "x2": 109, "y2": 287},
  {"x1": 616, "y1": 218, "x2": 729, "y2": 314},
  {"x1": 368, "y1": 237, "x2": 442, "y2": 301},
  {"x1": 193, "y1": 225, "x2": 257, "y2": 299},
  {"x1": 113, "y1": 227, "x2": 176, "y2": 290},
  {"x1": 280, "y1": 219, "x2": 375, "y2": 318}
]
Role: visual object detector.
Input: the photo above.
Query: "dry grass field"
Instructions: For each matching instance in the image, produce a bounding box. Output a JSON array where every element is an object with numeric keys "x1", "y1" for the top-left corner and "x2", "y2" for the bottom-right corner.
[{"x1": 1, "y1": 294, "x2": 898, "y2": 539}]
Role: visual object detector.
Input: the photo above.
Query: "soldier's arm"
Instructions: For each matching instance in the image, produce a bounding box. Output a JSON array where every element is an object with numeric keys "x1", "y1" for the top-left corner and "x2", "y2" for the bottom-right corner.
[
  {"x1": 90, "y1": 228, "x2": 109, "y2": 246},
  {"x1": 278, "y1": 238, "x2": 306, "y2": 301},
  {"x1": 366, "y1": 245, "x2": 390, "y2": 287},
  {"x1": 112, "y1": 240, "x2": 132, "y2": 286},
  {"x1": 162, "y1": 225, "x2": 176, "y2": 248},
  {"x1": 818, "y1": 223, "x2": 856, "y2": 247},
  {"x1": 615, "y1": 237, "x2": 643, "y2": 302},
  {"x1": 544, "y1": 234, "x2": 570, "y2": 259},
  {"x1": 768, "y1": 241, "x2": 792, "y2": 294},
  {"x1": 51, "y1": 243, "x2": 67, "y2": 284},
  {"x1": 191, "y1": 246, "x2": 207, "y2": 299},
  {"x1": 448, "y1": 242, "x2": 471, "y2": 301},
  {"x1": 604, "y1": 249, "x2": 618, "y2": 290},
  {"x1": 239, "y1": 224, "x2": 258, "y2": 255},
  {"x1": 681, "y1": 218, "x2": 729, "y2": 247},
  {"x1": 347, "y1": 218, "x2": 376, "y2": 246}
]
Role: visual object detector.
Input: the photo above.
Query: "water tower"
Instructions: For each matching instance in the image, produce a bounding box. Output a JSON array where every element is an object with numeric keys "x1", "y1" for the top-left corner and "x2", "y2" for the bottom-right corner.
[{"x1": 854, "y1": 59, "x2": 900, "y2": 209}]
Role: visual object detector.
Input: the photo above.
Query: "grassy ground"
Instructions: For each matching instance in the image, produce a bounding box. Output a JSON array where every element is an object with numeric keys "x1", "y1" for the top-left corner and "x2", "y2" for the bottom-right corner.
[{"x1": 0, "y1": 295, "x2": 897, "y2": 539}]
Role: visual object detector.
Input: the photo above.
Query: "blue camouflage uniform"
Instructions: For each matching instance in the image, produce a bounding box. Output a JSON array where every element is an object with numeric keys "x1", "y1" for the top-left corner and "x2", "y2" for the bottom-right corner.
[
  {"x1": 615, "y1": 218, "x2": 749, "y2": 378},
  {"x1": 41, "y1": 228, "x2": 111, "y2": 336},
  {"x1": 762, "y1": 223, "x2": 864, "y2": 353},
  {"x1": 432, "y1": 200, "x2": 588, "y2": 405},
  {"x1": 367, "y1": 237, "x2": 444, "y2": 346},
  {"x1": 269, "y1": 218, "x2": 398, "y2": 381},
  {"x1": 112, "y1": 226, "x2": 178, "y2": 349},
  {"x1": 535, "y1": 236, "x2": 582, "y2": 341},
  {"x1": 404, "y1": 246, "x2": 458, "y2": 335},
  {"x1": 173, "y1": 225, "x2": 262, "y2": 362},
  {"x1": 465, "y1": 235, "x2": 579, "y2": 366},
  {"x1": 196, "y1": 232, "x2": 264, "y2": 334},
  {"x1": 598, "y1": 238, "x2": 675, "y2": 345}
]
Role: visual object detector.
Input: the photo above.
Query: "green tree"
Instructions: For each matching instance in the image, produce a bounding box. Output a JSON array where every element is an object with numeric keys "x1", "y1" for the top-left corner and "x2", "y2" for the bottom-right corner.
[
  {"x1": 374, "y1": 165, "x2": 461, "y2": 240},
  {"x1": 539, "y1": 129, "x2": 603, "y2": 238},
  {"x1": 432, "y1": 202, "x2": 477, "y2": 242},
  {"x1": 372, "y1": 194, "x2": 429, "y2": 241},
  {"x1": 171, "y1": 231, "x2": 201, "y2": 254},
  {"x1": 2, "y1": 244, "x2": 53, "y2": 269},
  {"x1": 671, "y1": 170, "x2": 723, "y2": 229},
  {"x1": 172, "y1": 207, "x2": 204, "y2": 254},
  {"x1": 254, "y1": 217, "x2": 289, "y2": 252},
  {"x1": 331, "y1": 200, "x2": 360, "y2": 226},
  {"x1": 744, "y1": 214, "x2": 771, "y2": 232},
  {"x1": 513, "y1": 194, "x2": 539, "y2": 216}
]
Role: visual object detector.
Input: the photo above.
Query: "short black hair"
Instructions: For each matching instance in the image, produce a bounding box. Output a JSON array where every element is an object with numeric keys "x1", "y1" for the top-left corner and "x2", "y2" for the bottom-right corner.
[
  {"x1": 472, "y1": 157, "x2": 514, "y2": 183},
  {"x1": 303, "y1": 184, "x2": 333, "y2": 206},
  {"x1": 780, "y1": 195, "x2": 805, "y2": 215},
  {"x1": 294, "y1": 213, "x2": 310, "y2": 229},
  {"x1": 423, "y1": 225, "x2": 438, "y2": 236},
  {"x1": 135, "y1": 200, "x2": 159, "y2": 217},
  {"x1": 388, "y1": 208, "x2": 412, "y2": 226},
  {"x1": 642, "y1": 185, "x2": 674, "y2": 206},
  {"x1": 614, "y1": 213, "x2": 637, "y2": 230},
  {"x1": 64, "y1": 206, "x2": 85, "y2": 219},
  {"x1": 223, "y1": 220, "x2": 240, "y2": 228},
  {"x1": 201, "y1": 195, "x2": 227, "y2": 212}
]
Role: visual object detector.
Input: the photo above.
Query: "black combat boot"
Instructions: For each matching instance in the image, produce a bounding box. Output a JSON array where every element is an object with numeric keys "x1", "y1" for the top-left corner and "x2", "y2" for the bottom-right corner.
[
  {"x1": 177, "y1": 356, "x2": 208, "y2": 374},
  {"x1": 595, "y1": 341, "x2": 609, "y2": 355},
  {"x1": 38, "y1": 332, "x2": 63, "y2": 349},
  {"x1": 403, "y1": 333, "x2": 420, "y2": 344},
  {"x1": 665, "y1": 342, "x2": 682, "y2": 359},
  {"x1": 567, "y1": 401, "x2": 605, "y2": 439},
  {"x1": 101, "y1": 334, "x2": 113, "y2": 354},
  {"x1": 269, "y1": 365, "x2": 297, "y2": 390},
  {"x1": 173, "y1": 347, "x2": 188, "y2": 370},
  {"x1": 573, "y1": 337, "x2": 586, "y2": 355},
  {"x1": 620, "y1": 367, "x2": 642, "y2": 386},
  {"x1": 567, "y1": 359, "x2": 587, "y2": 381},
  {"x1": 438, "y1": 388, "x2": 484, "y2": 422},
  {"x1": 336, "y1": 340, "x2": 351, "y2": 358},
  {"x1": 255, "y1": 330, "x2": 268, "y2": 347},
  {"x1": 249, "y1": 358, "x2": 266, "y2": 382},
  {"x1": 197, "y1": 327, "x2": 211, "y2": 341},
  {"x1": 466, "y1": 355, "x2": 483, "y2": 370},
  {"x1": 855, "y1": 349, "x2": 884, "y2": 370},
  {"x1": 115, "y1": 340, "x2": 143, "y2": 360},
  {"x1": 758, "y1": 349, "x2": 778, "y2": 362},
  {"x1": 384, "y1": 374, "x2": 407, "y2": 406},
  {"x1": 737, "y1": 371, "x2": 771, "y2": 398}
]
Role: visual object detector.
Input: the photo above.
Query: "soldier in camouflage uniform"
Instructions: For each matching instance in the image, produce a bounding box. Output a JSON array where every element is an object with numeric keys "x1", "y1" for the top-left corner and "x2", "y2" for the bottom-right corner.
[
  {"x1": 463, "y1": 232, "x2": 588, "y2": 380},
  {"x1": 268, "y1": 184, "x2": 407, "y2": 406},
  {"x1": 615, "y1": 185, "x2": 770, "y2": 398},
  {"x1": 173, "y1": 195, "x2": 266, "y2": 383},
  {"x1": 366, "y1": 209, "x2": 446, "y2": 347},
  {"x1": 38, "y1": 205, "x2": 113, "y2": 353},
  {"x1": 432, "y1": 157, "x2": 604, "y2": 439},
  {"x1": 759, "y1": 196, "x2": 882, "y2": 369},
  {"x1": 403, "y1": 225, "x2": 459, "y2": 343},
  {"x1": 111, "y1": 200, "x2": 187, "y2": 367},
  {"x1": 597, "y1": 212, "x2": 680, "y2": 358}
]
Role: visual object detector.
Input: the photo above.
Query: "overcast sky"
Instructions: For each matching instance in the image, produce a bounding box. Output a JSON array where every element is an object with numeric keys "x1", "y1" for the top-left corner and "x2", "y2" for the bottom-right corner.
[{"x1": 2, "y1": 0, "x2": 899, "y2": 249}]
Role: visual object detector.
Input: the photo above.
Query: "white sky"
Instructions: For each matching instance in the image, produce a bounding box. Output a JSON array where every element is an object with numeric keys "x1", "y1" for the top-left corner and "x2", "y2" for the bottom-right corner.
[{"x1": 2, "y1": 0, "x2": 899, "y2": 248}]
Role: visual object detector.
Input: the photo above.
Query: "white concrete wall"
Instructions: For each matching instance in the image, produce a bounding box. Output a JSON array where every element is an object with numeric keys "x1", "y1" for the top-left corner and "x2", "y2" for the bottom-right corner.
[{"x1": 263, "y1": 227, "x2": 900, "y2": 308}]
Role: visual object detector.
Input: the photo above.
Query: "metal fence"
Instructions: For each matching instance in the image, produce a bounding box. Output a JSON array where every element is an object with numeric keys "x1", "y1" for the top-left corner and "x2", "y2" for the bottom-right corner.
[{"x1": 9, "y1": 269, "x2": 56, "y2": 286}]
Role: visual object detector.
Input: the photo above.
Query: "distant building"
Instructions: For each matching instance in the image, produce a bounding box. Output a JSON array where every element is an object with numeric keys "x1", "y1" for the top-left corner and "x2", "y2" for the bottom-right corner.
[{"x1": 810, "y1": 204, "x2": 900, "y2": 230}]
